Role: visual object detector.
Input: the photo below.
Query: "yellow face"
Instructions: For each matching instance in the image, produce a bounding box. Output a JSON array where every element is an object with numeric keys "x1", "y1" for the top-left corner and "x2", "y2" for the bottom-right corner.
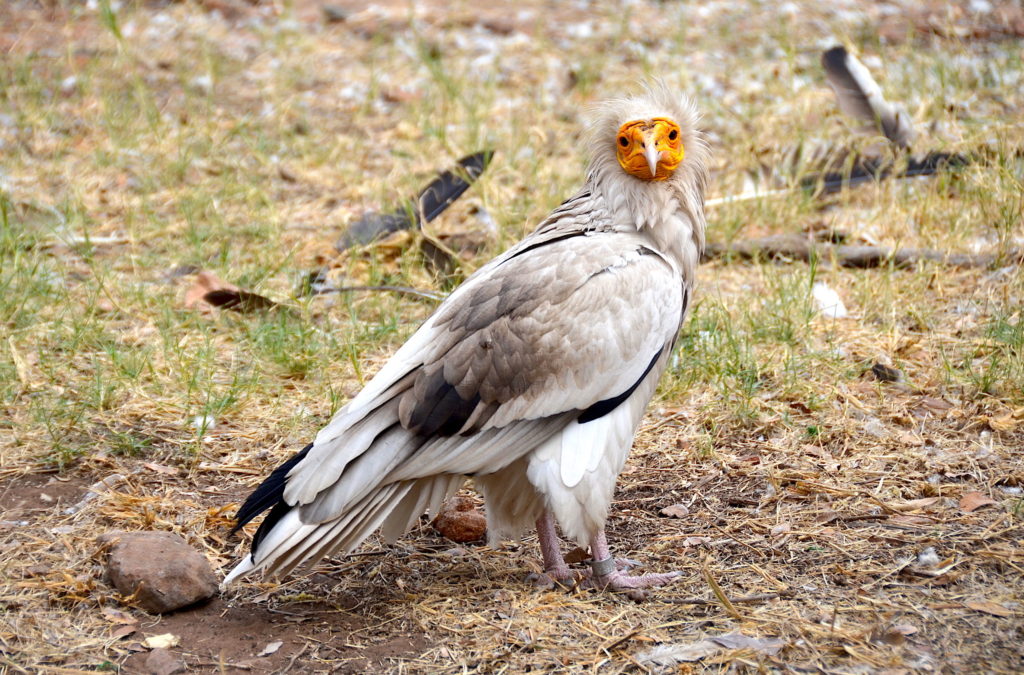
[{"x1": 615, "y1": 117, "x2": 684, "y2": 181}]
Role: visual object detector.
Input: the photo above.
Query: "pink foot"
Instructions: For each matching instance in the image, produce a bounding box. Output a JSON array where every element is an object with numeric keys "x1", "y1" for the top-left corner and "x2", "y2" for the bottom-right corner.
[
  {"x1": 585, "y1": 569, "x2": 681, "y2": 600},
  {"x1": 585, "y1": 530, "x2": 680, "y2": 600},
  {"x1": 528, "y1": 511, "x2": 582, "y2": 589}
]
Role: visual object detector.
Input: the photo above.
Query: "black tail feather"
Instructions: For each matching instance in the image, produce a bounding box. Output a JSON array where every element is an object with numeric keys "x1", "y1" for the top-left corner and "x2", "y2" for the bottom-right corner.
[
  {"x1": 250, "y1": 499, "x2": 295, "y2": 554},
  {"x1": 232, "y1": 443, "x2": 313, "y2": 537}
]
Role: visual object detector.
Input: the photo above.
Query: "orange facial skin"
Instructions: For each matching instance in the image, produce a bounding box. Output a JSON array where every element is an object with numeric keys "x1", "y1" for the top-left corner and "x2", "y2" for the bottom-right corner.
[{"x1": 615, "y1": 117, "x2": 684, "y2": 181}]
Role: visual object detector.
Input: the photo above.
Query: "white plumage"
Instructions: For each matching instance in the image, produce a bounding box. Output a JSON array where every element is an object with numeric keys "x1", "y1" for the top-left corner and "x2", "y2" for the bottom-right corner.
[{"x1": 225, "y1": 84, "x2": 710, "y2": 595}]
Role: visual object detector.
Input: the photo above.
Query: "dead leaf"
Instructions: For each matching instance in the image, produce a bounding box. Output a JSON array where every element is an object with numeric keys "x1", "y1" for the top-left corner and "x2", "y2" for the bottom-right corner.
[
  {"x1": 202, "y1": 288, "x2": 278, "y2": 312},
  {"x1": 184, "y1": 270, "x2": 277, "y2": 312},
  {"x1": 959, "y1": 491, "x2": 997, "y2": 513},
  {"x1": 111, "y1": 624, "x2": 138, "y2": 639},
  {"x1": 871, "y1": 623, "x2": 918, "y2": 645},
  {"x1": 770, "y1": 523, "x2": 791, "y2": 537},
  {"x1": 911, "y1": 396, "x2": 954, "y2": 418},
  {"x1": 101, "y1": 606, "x2": 137, "y2": 625},
  {"x1": 660, "y1": 504, "x2": 690, "y2": 518},
  {"x1": 143, "y1": 633, "x2": 180, "y2": 649},
  {"x1": 563, "y1": 547, "x2": 589, "y2": 565},
  {"x1": 892, "y1": 497, "x2": 941, "y2": 512},
  {"x1": 258, "y1": 640, "x2": 283, "y2": 657},
  {"x1": 142, "y1": 462, "x2": 178, "y2": 476},
  {"x1": 986, "y1": 408, "x2": 1023, "y2": 432},
  {"x1": 965, "y1": 600, "x2": 1013, "y2": 617},
  {"x1": 682, "y1": 536, "x2": 712, "y2": 547},
  {"x1": 184, "y1": 271, "x2": 236, "y2": 309}
]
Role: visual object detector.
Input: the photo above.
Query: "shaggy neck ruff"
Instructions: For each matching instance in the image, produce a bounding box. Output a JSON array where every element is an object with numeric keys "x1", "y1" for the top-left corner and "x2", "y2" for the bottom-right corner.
[{"x1": 584, "y1": 85, "x2": 709, "y2": 279}]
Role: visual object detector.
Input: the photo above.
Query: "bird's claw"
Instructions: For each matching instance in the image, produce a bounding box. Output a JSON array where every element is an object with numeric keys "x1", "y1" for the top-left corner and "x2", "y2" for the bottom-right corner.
[
  {"x1": 526, "y1": 565, "x2": 579, "y2": 590},
  {"x1": 585, "y1": 569, "x2": 682, "y2": 601}
]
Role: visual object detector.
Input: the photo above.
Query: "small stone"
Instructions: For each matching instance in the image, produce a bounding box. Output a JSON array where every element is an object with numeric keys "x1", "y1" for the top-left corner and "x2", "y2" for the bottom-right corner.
[
  {"x1": 322, "y1": 4, "x2": 348, "y2": 22},
  {"x1": 99, "y1": 531, "x2": 217, "y2": 613},
  {"x1": 144, "y1": 647, "x2": 185, "y2": 675},
  {"x1": 432, "y1": 496, "x2": 487, "y2": 543}
]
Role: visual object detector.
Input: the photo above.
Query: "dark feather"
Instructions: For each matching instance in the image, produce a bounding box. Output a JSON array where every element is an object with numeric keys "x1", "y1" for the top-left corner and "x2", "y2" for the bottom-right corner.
[
  {"x1": 578, "y1": 347, "x2": 664, "y2": 424},
  {"x1": 415, "y1": 149, "x2": 492, "y2": 224},
  {"x1": 335, "y1": 150, "x2": 494, "y2": 250},
  {"x1": 403, "y1": 367, "x2": 482, "y2": 437},
  {"x1": 251, "y1": 499, "x2": 293, "y2": 555},
  {"x1": 822, "y1": 46, "x2": 916, "y2": 148},
  {"x1": 232, "y1": 443, "x2": 312, "y2": 537},
  {"x1": 336, "y1": 212, "x2": 414, "y2": 250},
  {"x1": 806, "y1": 151, "x2": 971, "y2": 194}
]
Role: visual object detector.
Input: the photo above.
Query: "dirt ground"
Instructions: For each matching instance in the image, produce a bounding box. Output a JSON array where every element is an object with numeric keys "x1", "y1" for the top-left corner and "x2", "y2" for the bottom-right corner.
[{"x1": 1, "y1": 0, "x2": 1022, "y2": 673}]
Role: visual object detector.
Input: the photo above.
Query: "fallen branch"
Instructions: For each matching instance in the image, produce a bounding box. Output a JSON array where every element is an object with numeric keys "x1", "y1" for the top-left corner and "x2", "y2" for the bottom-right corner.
[
  {"x1": 704, "y1": 234, "x2": 1021, "y2": 269},
  {"x1": 321, "y1": 285, "x2": 444, "y2": 302}
]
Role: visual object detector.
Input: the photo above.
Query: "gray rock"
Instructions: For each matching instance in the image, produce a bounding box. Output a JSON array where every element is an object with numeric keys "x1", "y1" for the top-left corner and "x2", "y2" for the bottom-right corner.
[
  {"x1": 99, "y1": 531, "x2": 217, "y2": 614},
  {"x1": 145, "y1": 648, "x2": 185, "y2": 675}
]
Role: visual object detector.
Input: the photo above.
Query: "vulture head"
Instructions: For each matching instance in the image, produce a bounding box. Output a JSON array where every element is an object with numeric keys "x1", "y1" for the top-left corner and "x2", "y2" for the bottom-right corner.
[{"x1": 586, "y1": 83, "x2": 709, "y2": 252}]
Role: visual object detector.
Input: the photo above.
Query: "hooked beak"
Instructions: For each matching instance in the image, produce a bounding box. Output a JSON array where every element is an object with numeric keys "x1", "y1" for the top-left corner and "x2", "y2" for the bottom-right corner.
[{"x1": 643, "y1": 135, "x2": 662, "y2": 178}]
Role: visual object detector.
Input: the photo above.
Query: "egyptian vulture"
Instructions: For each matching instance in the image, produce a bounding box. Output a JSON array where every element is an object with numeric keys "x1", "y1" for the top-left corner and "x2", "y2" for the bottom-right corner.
[{"x1": 225, "y1": 85, "x2": 709, "y2": 595}]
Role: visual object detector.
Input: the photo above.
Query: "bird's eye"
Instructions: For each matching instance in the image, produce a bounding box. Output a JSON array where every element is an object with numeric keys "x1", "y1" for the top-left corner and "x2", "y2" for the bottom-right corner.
[
  {"x1": 668, "y1": 129, "x2": 678, "y2": 141},
  {"x1": 618, "y1": 136, "x2": 629, "y2": 147}
]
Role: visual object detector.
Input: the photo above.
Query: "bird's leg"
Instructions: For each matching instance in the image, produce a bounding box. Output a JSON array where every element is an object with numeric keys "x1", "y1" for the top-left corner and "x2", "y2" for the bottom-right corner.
[
  {"x1": 586, "y1": 530, "x2": 680, "y2": 599},
  {"x1": 527, "y1": 511, "x2": 576, "y2": 587}
]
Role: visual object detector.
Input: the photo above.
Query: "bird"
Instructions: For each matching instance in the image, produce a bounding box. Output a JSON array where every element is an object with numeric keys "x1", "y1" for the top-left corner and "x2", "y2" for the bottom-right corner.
[{"x1": 223, "y1": 84, "x2": 710, "y2": 596}]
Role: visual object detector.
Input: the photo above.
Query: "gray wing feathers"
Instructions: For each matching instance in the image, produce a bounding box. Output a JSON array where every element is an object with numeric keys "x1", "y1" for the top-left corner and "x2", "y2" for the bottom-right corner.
[
  {"x1": 378, "y1": 474, "x2": 465, "y2": 543},
  {"x1": 286, "y1": 388, "x2": 410, "y2": 504}
]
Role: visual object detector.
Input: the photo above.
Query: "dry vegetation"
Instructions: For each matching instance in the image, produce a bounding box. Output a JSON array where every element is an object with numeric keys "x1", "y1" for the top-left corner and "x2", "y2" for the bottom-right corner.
[{"x1": 1, "y1": 0, "x2": 1023, "y2": 672}]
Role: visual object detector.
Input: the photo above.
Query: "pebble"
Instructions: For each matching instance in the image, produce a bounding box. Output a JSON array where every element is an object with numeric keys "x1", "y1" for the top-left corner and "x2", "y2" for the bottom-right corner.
[{"x1": 144, "y1": 647, "x2": 185, "y2": 675}]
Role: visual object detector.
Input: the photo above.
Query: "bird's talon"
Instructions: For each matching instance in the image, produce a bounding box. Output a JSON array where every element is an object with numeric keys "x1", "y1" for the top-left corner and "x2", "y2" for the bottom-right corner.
[
  {"x1": 527, "y1": 565, "x2": 580, "y2": 590},
  {"x1": 585, "y1": 569, "x2": 681, "y2": 599}
]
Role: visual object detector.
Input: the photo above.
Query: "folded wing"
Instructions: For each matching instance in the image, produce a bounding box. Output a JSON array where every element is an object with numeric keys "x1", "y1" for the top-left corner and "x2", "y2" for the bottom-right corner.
[{"x1": 229, "y1": 227, "x2": 685, "y2": 580}]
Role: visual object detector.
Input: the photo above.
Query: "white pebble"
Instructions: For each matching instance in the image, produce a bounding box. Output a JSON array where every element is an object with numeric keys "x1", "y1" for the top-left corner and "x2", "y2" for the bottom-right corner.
[
  {"x1": 192, "y1": 414, "x2": 216, "y2": 431},
  {"x1": 812, "y1": 282, "x2": 848, "y2": 319}
]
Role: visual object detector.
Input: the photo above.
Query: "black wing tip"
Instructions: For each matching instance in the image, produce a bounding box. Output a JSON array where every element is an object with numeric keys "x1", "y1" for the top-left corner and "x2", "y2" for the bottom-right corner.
[
  {"x1": 577, "y1": 347, "x2": 665, "y2": 424},
  {"x1": 250, "y1": 500, "x2": 295, "y2": 552},
  {"x1": 231, "y1": 442, "x2": 313, "y2": 535}
]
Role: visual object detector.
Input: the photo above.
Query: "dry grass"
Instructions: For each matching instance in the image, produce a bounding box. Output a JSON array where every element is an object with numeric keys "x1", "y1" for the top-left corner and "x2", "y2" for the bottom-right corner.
[{"x1": 1, "y1": 0, "x2": 1022, "y2": 672}]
